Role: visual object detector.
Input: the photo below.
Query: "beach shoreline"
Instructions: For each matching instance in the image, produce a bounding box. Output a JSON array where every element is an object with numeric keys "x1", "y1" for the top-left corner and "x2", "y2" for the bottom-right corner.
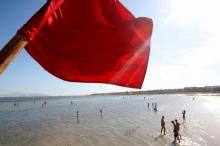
[{"x1": 0, "y1": 94, "x2": 220, "y2": 146}]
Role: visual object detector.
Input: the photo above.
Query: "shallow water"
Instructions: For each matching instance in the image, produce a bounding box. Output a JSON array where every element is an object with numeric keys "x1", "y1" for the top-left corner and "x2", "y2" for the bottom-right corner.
[{"x1": 0, "y1": 95, "x2": 220, "y2": 146}]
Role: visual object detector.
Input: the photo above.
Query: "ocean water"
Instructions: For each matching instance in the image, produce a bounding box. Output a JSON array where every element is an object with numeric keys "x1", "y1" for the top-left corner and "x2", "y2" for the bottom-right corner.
[{"x1": 0, "y1": 95, "x2": 220, "y2": 146}]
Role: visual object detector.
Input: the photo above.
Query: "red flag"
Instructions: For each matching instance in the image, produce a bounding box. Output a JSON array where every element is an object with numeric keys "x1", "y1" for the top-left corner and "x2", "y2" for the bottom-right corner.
[{"x1": 18, "y1": 0, "x2": 153, "y2": 88}]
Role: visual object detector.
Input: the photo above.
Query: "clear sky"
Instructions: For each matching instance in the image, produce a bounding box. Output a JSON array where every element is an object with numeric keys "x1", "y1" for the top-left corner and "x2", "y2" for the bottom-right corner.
[{"x1": 0, "y1": 0, "x2": 220, "y2": 96}]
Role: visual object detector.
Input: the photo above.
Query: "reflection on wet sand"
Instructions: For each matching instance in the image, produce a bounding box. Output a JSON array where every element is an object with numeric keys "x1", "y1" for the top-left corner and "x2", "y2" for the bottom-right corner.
[{"x1": 0, "y1": 95, "x2": 220, "y2": 146}]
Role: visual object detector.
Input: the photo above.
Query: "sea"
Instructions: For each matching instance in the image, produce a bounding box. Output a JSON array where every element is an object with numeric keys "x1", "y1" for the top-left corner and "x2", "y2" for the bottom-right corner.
[{"x1": 0, "y1": 94, "x2": 220, "y2": 146}]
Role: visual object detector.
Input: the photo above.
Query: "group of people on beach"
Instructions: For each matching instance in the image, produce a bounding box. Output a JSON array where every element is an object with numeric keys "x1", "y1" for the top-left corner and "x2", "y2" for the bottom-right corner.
[
  {"x1": 160, "y1": 110, "x2": 186, "y2": 143},
  {"x1": 13, "y1": 100, "x2": 48, "y2": 107},
  {"x1": 13, "y1": 97, "x2": 187, "y2": 143},
  {"x1": 41, "y1": 101, "x2": 48, "y2": 107},
  {"x1": 147, "y1": 102, "x2": 157, "y2": 111},
  {"x1": 144, "y1": 97, "x2": 187, "y2": 143},
  {"x1": 75, "y1": 109, "x2": 103, "y2": 124}
]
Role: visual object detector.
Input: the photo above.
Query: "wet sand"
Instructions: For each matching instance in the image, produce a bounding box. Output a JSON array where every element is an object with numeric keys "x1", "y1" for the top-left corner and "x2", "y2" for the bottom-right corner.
[{"x1": 0, "y1": 95, "x2": 220, "y2": 146}]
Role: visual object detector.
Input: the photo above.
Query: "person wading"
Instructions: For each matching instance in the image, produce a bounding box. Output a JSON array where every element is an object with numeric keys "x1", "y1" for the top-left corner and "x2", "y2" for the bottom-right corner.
[{"x1": 161, "y1": 116, "x2": 166, "y2": 135}]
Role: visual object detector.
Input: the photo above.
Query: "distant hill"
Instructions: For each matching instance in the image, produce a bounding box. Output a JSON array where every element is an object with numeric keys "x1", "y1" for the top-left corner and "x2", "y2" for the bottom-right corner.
[
  {"x1": 0, "y1": 92, "x2": 49, "y2": 98},
  {"x1": 1, "y1": 85, "x2": 220, "y2": 98},
  {"x1": 91, "y1": 85, "x2": 220, "y2": 96}
]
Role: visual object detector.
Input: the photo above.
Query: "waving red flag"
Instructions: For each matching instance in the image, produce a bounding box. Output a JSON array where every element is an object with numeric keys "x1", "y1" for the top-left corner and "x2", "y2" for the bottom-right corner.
[{"x1": 18, "y1": 0, "x2": 153, "y2": 88}]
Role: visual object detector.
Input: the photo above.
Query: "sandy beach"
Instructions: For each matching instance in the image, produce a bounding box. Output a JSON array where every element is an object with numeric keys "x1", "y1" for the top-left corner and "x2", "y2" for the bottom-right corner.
[{"x1": 0, "y1": 94, "x2": 220, "y2": 146}]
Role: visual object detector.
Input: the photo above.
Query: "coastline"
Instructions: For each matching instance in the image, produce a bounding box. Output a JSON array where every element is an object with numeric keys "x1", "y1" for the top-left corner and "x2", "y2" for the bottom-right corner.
[
  {"x1": 91, "y1": 85, "x2": 220, "y2": 96},
  {"x1": 1, "y1": 85, "x2": 220, "y2": 100},
  {"x1": 1, "y1": 94, "x2": 220, "y2": 146}
]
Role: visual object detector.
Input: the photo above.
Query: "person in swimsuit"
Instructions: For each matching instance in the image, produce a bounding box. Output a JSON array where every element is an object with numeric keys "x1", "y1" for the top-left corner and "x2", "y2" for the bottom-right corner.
[
  {"x1": 154, "y1": 102, "x2": 157, "y2": 111},
  {"x1": 182, "y1": 110, "x2": 186, "y2": 120},
  {"x1": 161, "y1": 116, "x2": 166, "y2": 135},
  {"x1": 175, "y1": 119, "x2": 181, "y2": 140},
  {"x1": 171, "y1": 121, "x2": 179, "y2": 143},
  {"x1": 76, "y1": 111, "x2": 80, "y2": 119}
]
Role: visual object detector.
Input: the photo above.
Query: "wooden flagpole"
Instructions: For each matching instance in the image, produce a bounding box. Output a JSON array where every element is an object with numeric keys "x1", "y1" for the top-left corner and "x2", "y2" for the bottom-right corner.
[{"x1": 0, "y1": 33, "x2": 28, "y2": 75}]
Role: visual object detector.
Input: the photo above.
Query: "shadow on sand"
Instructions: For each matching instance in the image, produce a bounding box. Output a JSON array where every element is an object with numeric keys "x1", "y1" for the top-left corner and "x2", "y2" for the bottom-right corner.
[
  {"x1": 154, "y1": 134, "x2": 164, "y2": 141},
  {"x1": 155, "y1": 135, "x2": 182, "y2": 146},
  {"x1": 168, "y1": 141, "x2": 181, "y2": 146}
]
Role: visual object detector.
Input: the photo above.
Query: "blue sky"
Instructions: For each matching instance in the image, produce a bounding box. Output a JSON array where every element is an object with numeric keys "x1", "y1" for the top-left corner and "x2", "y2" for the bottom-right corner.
[{"x1": 0, "y1": 0, "x2": 220, "y2": 96}]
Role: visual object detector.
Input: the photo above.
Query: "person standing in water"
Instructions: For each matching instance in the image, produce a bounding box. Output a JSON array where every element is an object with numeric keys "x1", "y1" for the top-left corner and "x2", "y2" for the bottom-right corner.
[
  {"x1": 153, "y1": 102, "x2": 157, "y2": 111},
  {"x1": 76, "y1": 111, "x2": 79, "y2": 119},
  {"x1": 172, "y1": 120, "x2": 180, "y2": 143},
  {"x1": 161, "y1": 116, "x2": 166, "y2": 135},
  {"x1": 76, "y1": 110, "x2": 80, "y2": 124},
  {"x1": 182, "y1": 110, "x2": 186, "y2": 120},
  {"x1": 175, "y1": 119, "x2": 181, "y2": 139},
  {"x1": 100, "y1": 109, "x2": 103, "y2": 119},
  {"x1": 148, "y1": 102, "x2": 150, "y2": 108},
  {"x1": 154, "y1": 106, "x2": 157, "y2": 112}
]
